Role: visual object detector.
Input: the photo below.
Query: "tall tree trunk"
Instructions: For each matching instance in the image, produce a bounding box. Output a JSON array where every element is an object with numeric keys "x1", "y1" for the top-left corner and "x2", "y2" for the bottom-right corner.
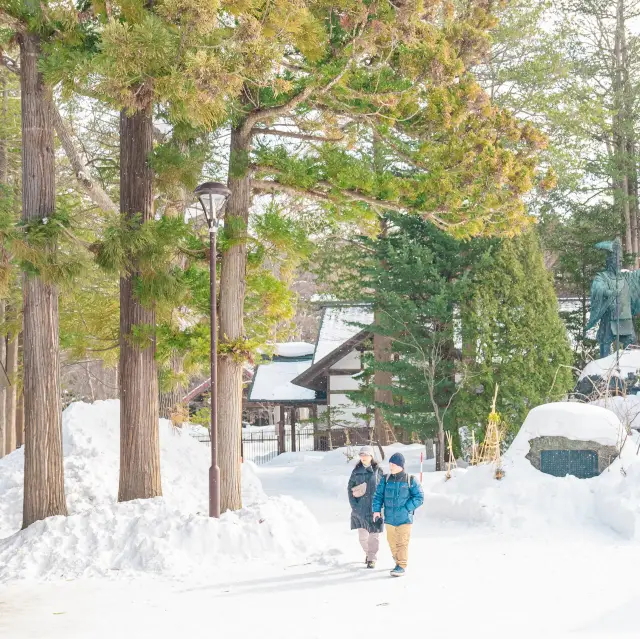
[
  {"x1": 15, "y1": 332, "x2": 24, "y2": 448},
  {"x1": 19, "y1": 31, "x2": 67, "y2": 527},
  {"x1": 15, "y1": 386, "x2": 24, "y2": 449},
  {"x1": 373, "y1": 216, "x2": 393, "y2": 448},
  {"x1": 0, "y1": 77, "x2": 8, "y2": 456},
  {"x1": 5, "y1": 326, "x2": 18, "y2": 454},
  {"x1": 0, "y1": 301, "x2": 6, "y2": 458},
  {"x1": 620, "y1": 9, "x2": 639, "y2": 262},
  {"x1": 117, "y1": 105, "x2": 162, "y2": 502},
  {"x1": 614, "y1": 0, "x2": 633, "y2": 254},
  {"x1": 159, "y1": 353, "x2": 187, "y2": 419},
  {"x1": 436, "y1": 425, "x2": 445, "y2": 472},
  {"x1": 218, "y1": 126, "x2": 251, "y2": 512}
]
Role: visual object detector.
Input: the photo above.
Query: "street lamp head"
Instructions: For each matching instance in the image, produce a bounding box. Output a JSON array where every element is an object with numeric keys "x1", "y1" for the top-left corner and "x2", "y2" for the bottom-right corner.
[{"x1": 195, "y1": 181, "x2": 232, "y2": 222}]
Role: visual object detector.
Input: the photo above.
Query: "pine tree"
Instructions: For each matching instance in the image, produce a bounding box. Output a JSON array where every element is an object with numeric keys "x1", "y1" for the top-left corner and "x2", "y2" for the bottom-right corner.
[
  {"x1": 458, "y1": 231, "x2": 574, "y2": 439},
  {"x1": 351, "y1": 214, "x2": 485, "y2": 470}
]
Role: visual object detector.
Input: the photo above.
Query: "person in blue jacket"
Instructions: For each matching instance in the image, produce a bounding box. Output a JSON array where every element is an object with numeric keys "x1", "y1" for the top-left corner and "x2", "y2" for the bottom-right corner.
[{"x1": 373, "y1": 452, "x2": 424, "y2": 577}]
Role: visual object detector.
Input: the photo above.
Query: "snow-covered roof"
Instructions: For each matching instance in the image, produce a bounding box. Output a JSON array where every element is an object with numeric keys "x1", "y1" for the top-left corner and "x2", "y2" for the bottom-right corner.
[
  {"x1": 507, "y1": 402, "x2": 625, "y2": 461},
  {"x1": 249, "y1": 358, "x2": 317, "y2": 402},
  {"x1": 579, "y1": 349, "x2": 640, "y2": 381},
  {"x1": 313, "y1": 305, "x2": 373, "y2": 365},
  {"x1": 274, "y1": 342, "x2": 315, "y2": 358}
]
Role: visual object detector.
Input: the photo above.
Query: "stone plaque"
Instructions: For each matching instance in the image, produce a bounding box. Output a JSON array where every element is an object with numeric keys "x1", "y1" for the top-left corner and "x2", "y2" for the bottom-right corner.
[{"x1": 540, "y1": 449, "x2": 599, "y2": 479}]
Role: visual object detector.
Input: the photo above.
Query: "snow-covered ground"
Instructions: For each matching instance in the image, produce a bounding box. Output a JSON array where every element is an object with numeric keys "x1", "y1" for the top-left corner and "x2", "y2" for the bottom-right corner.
[{"x1": 3, "y1": 401, "x2": 640, "y2": 637}]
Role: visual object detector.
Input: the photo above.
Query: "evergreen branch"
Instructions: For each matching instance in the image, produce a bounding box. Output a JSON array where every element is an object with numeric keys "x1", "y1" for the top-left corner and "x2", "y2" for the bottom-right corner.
[
  {"x1": 251, "y1": 178, "x2": 332, "y2": 203},
  {"x1": 250, "y1": 127, "x2": 345, "y2": 144},
  {"x1": 239, "y1": 65, "x2": 351, "y2": 140},
  {"x1": 252, "y1": 168, "x2": 449, "y2": 228}
]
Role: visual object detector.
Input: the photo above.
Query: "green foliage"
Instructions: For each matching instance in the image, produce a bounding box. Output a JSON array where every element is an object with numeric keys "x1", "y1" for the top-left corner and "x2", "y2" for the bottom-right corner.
[
  {"x1": 93, "y1": 214, "x2": 192, "y2": 308},
  {"x1": 458, "y1": 231, "x2": 574, "y2": 439},
  {"x1": 540, "y1": 203, "x2": 621, "y2": 367},
  {"x1": 351, "y1": 214, "x2": 486, "y2": 440}
]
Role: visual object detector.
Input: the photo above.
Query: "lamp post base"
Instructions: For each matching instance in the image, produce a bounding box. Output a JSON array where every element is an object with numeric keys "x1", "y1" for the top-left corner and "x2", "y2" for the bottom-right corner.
[{"x1": 209, "y1": 464, "x2": 220, "y2": 518}]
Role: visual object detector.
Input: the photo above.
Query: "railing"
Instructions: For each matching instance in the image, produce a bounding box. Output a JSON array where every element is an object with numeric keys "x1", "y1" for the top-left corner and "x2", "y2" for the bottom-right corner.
[{"x1": 193, "y1": 424, "x2": 375, "y2": 465}]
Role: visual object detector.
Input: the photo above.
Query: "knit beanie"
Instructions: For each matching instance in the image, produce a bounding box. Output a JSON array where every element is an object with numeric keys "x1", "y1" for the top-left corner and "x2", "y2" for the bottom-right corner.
[
  {"x1": 359, "y1": 446, "x2": 375, "y2": 456},
  {"x1": 388, "y1": 452, "x2": 405, "y2": 468}
]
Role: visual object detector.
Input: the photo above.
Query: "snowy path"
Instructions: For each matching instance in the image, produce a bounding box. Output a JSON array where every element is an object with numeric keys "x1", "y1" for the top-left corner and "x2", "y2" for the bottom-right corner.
[
  {"x1": 2, "y1": 452, "x2": 640, "y2": 638},
  {"x1": 2, "y1": 533, "x2": 640, "y2": 638}
]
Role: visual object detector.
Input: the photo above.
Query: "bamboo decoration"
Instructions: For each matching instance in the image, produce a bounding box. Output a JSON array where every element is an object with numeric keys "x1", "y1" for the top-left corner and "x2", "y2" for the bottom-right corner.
[
  {"x1": 478, "y1": 385, "x2": 505, "y2": 479},
  {"x1": 445, "y1": 430, "x2": 457, "y2": 480}
]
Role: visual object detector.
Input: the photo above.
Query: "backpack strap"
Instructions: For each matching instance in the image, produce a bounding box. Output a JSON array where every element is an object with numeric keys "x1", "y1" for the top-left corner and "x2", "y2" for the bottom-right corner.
[{"x1": 386, "y1": 473, "x2": 413, "y2": 486}]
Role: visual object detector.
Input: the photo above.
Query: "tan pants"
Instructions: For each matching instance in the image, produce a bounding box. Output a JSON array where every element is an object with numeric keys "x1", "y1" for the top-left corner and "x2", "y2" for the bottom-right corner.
[
  {"x1": 358, "y1": 528, "x2": 380, "y2": 561},
  {"x1": 386, "y1": 524, "x2": 412, "y2": 568}
]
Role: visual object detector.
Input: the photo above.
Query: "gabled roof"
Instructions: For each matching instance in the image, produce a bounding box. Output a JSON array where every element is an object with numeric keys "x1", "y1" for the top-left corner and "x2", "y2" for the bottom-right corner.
[
  {"x1": 247, "y1": 342, "x2": 324, "y2": 404},
  {"x1": 292, "y1": 328, "x2": 371, "y2": 392},
  {"x1": 291, "y1": 305, "x2": 374, "y2": 392},
  {"x1": 312, "y1": 304, "x2": 373, "y2": 364}
]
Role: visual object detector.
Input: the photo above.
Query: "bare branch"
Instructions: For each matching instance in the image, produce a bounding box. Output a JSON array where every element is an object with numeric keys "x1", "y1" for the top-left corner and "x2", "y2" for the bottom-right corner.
[
  {"x1": 1, "y1": 52, "x2": 119, "y2": 213},
  {"x1": 51, "y1": 105, "x2": 119, "y2": 213}
]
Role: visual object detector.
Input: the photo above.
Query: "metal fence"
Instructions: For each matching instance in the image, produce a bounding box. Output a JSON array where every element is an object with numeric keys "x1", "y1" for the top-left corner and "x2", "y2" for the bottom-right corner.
[{"x1": 193, "y1": 425, "x2": 375, "y2": 466}]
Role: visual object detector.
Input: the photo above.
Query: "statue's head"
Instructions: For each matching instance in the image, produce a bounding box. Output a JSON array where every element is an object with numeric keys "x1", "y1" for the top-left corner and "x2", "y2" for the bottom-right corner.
[{"x1": 595, "y1": 238, "x2": 622, "y2": 273}]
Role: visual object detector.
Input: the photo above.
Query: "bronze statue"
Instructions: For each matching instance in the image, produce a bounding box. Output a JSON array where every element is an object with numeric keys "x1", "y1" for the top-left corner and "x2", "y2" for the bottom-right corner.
[{"x1": 586, "y1": 238, "x2": 640, "y2": 357}]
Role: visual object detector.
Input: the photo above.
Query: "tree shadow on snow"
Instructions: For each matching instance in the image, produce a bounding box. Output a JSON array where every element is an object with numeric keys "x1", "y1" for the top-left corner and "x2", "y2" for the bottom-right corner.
[{"x1": 177, "y1": 563, "x2": 391, "y2": 597}]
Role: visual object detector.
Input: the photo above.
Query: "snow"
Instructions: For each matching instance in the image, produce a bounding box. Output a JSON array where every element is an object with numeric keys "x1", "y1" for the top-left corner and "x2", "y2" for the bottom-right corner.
[
  {"x1": 8, "y1": 401, "x2": 640, "y2": 636},
  {"x1": 507, "y1": 402, "x2": 627, "y2": 457},
  {"x1": 273, "y1": 341, "x2": 315, "y2": 357},
  {"x1": 592, "y1": 395, "x2": 640, "y2": 430},
  {"x1": 579, "y1": 348, "x2": 640, "y2": 381},
  {"x1": 313, "y1": 305, "x2": 373, "y2": 364},
  {"x1": 0, "y1": 401, "x2": 323, "y2": 581},
  {"x1": 249, "y1": 359, "x2": 316, "y2": 402}
]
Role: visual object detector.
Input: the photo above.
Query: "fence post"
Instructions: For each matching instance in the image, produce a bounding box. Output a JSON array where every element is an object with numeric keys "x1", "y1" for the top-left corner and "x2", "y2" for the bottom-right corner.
[
  {"x1": 311, "y1": 405, "x2": 318, "y2": 451},
  {"x1": 278, "y1": 405, "x2": 285, "y2": 455},
  {"x1": 291, "y1": 405, "x2": 297, "y2": 453}
]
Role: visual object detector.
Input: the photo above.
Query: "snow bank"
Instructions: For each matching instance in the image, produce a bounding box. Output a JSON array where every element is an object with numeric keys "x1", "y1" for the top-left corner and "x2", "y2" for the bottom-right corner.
[
  {"x1": 417, "y1": 403, "x2": 640, "y2": 539},
  {"x1": 0, "y1": 496, "x2": 321, "y2": 582},
  {"x1": 579, "y1": 349, "x2": 640, "y2": 381},
  {"x1": 592, "y1": 395, "x2": 640, "y2": 430},
  {"x1": 507, "y1": 402, "x2": 626, "y2": 460},
  {"x1": 0, "y1": 401, "x2": 324, "y2": 581}
]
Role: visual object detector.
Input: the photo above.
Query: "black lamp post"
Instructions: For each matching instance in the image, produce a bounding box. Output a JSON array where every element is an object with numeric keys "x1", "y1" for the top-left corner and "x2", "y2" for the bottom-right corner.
[{"x1": 194, "y1": 181, "x2": 231, "y2": 518}]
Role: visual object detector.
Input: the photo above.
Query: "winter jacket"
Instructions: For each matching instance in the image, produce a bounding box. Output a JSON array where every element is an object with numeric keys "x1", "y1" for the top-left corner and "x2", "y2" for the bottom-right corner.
[
  {"x1": 372, "y1": 471, "x2": 424, "y2": 527},
  {"x1": 348, "y1": 462, "x2": 383, "y2": 532}
]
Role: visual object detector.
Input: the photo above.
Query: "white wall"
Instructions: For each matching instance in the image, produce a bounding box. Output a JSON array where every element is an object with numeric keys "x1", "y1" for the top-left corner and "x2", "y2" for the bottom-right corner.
[
  {"x1": 330, "y1": 350, "x2": 361, "y2": 370},
  {"x1": 329, "y1": 374, "x2": 359, "y2": 391},
  {"x1": 329, "y1": 393, "x2": 366, "y2": 425}
]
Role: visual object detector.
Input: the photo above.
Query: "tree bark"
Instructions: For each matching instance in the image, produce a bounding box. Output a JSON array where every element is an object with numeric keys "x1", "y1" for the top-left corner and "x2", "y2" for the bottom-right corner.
[
  {"x1": 373, "y1": 218, "x2": 393, "y2": 447},
  {"x1": 425, "y1": 438, "x2": 434, "y2": 460},
  {"x1": 15, "y1": 385, "x2": 24, "y2": 449},
  {"x1": 218, "y1": 125, "x2": 251, "y2": 512},
  {"x1": 5, "y1": 326, "x2": 18, "y2": 454},
  {"x1": 117, "y1": 105, "x2": 162, "y2": 502},
  {"x1": 19, "y1": 31, "x2": 67, "y2": 527},
  {"x1": 159, "y1": 354, "x2": 187, "y2": 419},
  {"x1": 0, "y1": 301, "x2": 6, "y2": 458},
  {"x1": 436, "y1": 428, "x2": 445, "y2": 472},
  {"x1": 614, "y1": 0, "x2": 634, "y2": 254}
]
